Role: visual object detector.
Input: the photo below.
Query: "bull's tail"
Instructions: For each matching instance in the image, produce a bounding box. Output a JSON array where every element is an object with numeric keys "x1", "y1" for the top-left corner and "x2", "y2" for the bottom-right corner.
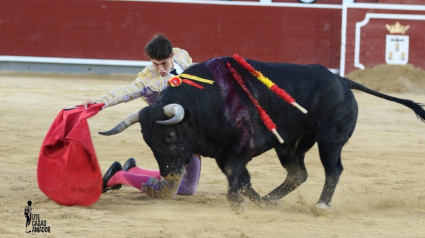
[{"x1": 345, "y1": 78, "x2": 425, "y2": 122}]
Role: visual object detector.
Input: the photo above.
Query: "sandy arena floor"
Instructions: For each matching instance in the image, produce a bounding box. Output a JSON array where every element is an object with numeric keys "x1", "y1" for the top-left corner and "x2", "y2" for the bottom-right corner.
[{"x1": 0, "y1": 69, "x2": 424, "y2": 238}]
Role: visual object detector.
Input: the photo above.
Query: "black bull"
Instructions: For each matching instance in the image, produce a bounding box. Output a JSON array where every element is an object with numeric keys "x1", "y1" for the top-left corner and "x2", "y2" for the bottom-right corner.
[{"x1": 100, "y1": 57, "x2": 425, "y2": 208}]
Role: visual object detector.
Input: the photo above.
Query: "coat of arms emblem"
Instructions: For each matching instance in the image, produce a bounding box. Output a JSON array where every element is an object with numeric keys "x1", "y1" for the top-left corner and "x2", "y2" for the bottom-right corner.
[{"x1": 385, "y1": 22, "x2": 410, "y2": 65}]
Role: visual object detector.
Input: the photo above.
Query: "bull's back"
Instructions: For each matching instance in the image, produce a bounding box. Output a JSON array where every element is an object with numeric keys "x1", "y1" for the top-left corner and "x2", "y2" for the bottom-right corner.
[
  {"x1": 245, "y1": 60, "x2": 351, "y2": 117},
  {"x1": 243, "y1": 60, "x2": 358, "y2": 145},
  {"x1": 246, "y1": 60, "x2": 341, "y2": 100},
  {"x1": 162, "y1": 57, "x2": 357, "y2": 154}
]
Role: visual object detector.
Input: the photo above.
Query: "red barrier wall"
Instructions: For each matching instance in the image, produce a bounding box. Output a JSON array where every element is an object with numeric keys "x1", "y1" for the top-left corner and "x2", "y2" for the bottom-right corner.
[
  {"x1": 273, "y1": 0, "x2": 342, "y2": 3},
  {"x1": 379, "y1": 0, "x2": 425, "y2": 4},
  {"x1": 344, "y1": 8, "x2": 425, "y2": 74},
  {"x1": 0, "y1": 0, "x2": 341, "y2": 68}
]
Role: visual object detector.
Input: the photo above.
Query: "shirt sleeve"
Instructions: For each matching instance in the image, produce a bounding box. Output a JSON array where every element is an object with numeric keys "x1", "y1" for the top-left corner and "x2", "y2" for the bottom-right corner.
[{"x1": 94, "y1": 67, "x2": 163, "y2": 109}]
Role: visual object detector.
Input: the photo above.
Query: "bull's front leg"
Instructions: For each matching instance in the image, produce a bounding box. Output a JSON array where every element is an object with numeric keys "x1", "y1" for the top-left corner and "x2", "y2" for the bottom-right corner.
[
  {"x1": 216, "y1": 156, "x2": 261, "y2": 209},
  {"x1": 238, "y1": 167, "x2": 264, "y2": 205}
]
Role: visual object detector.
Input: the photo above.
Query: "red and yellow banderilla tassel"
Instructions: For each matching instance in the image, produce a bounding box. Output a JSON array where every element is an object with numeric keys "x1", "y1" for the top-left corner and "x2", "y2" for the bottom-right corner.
[
  {"x1": 233, "y1": 54, "x2": 308, "y2": 114},
  {"x1": 168, "y1": 73, "x2": 214, "y2": 90},
  {"x1": 227, "y1": 63, "x2": 284, "y2": 144}
]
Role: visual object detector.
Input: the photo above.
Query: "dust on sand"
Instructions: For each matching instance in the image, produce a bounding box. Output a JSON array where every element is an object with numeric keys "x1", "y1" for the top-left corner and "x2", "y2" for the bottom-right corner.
[
  {"x1": 0, "y1": 68, "x2": 424, "y2": 238},
  {"x1": 346, "y1": 64, "x2": 425, "y2": 93}
]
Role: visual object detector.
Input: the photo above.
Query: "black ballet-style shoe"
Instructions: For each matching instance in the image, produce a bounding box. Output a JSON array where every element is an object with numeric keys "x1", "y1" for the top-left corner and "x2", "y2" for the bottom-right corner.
[
  {"x1": 102, "y1": 161, "x2": 123, "y2": 193},
  {"x1": 122, "y1": 158, "x2": 137, "y2": 172}
]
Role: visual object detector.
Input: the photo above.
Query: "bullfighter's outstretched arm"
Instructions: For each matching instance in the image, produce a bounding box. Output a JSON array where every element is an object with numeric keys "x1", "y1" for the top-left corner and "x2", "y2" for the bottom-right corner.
[
  {"x1": 93, "y1": 66, "x2": 167, "y2": 109},
  {"x1": 94, "y1": 48, "x2": 192, "y2": 109}
]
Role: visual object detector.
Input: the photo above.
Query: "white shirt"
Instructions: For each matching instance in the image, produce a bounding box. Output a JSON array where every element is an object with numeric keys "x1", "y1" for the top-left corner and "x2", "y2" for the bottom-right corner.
[{"x1": 171, "y1": 60, "x2": 184, "y2": 75}]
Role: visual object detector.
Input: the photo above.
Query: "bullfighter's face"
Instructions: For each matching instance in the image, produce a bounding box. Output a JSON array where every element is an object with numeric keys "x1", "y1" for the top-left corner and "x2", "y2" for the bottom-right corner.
[{"x1": 151, "y1": 53, "x2": 175, "y2": 77}]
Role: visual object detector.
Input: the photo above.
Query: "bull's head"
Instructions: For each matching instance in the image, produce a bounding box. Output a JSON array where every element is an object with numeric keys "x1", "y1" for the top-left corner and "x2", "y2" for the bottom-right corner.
[{"x1": 99, "y1": 104, "x2": 192, "y2": 181}]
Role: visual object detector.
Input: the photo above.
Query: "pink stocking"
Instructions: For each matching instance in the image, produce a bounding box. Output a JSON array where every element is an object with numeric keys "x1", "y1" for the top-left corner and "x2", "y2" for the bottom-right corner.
[
  {"x1": 107, "y1": 171, "x2": 151, "y2": 190},
  {"x1": 127, "y1": 167, "x2": 161, "y2": 179}
]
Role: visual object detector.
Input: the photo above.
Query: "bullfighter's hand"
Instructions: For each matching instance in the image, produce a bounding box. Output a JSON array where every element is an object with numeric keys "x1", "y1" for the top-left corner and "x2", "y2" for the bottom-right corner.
[
  {"x1": 144, "y1": 177, "x2": 166, "y2": 198},
  {"x1": 145, "y1": 177, "x2": 166, "y2": 191},
  {"x1": 82, "y1": 99, "x2": 95, "y2": 109},
  {"x1": 144, "y1": 177, "x2": 181, "y2": 199}
]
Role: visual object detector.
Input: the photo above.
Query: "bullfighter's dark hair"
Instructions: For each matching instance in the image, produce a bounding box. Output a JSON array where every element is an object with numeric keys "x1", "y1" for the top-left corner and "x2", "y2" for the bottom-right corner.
[{"x1": 144, "y1": 33, "x2": 173, "y2": 60}]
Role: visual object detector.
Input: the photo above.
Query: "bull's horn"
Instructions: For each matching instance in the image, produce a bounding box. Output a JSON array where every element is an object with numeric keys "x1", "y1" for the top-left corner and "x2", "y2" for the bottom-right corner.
[
  {"x1": 156, "y1": 104, "x2": 185, "y2": 125},
  {"x1": 99, "y1": 110, "x2": 139, "y2": 136}
]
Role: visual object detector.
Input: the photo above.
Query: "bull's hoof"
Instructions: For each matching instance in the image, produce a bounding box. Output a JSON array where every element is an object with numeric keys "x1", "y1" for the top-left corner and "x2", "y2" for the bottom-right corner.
[
  {"x1": 228, "y1": 192, "x2": 245, "y2": 213},
  {"x1": 314, "y1": 202, "x2": 331, "y2": 210},
  {"x1": 230, "y1": 202, "x2": 247, "y2": 213},
  {"x1": 259, "y1": 197, "x2": 285, "y2": 210},
  {"x1": 311, "y1": 202, "x2": 331, "y2": 216}
]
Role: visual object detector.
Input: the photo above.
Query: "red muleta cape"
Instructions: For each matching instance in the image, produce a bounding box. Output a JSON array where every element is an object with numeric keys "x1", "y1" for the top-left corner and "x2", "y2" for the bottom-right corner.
[{"x1": 37, "y1": 104, "x2": 104, "y2": 206}]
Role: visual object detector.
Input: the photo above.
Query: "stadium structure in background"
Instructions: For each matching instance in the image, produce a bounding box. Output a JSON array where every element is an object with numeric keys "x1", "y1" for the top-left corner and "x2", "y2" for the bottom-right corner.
[{"x1": 0, "y1": 0, "x2": 424, "y2": 76}]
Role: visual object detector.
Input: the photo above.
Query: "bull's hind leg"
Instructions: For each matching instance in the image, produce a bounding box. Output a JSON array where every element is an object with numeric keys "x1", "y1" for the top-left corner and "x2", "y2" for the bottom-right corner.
[
  {"x1": 315, "y1": 104, "x2": 357, "y2": 208},
  {"x1": 315, "y1": 142, "x2": 344, "y2": 209},
  {"x1": 262, "y1": 135, "x2": 316, "y2": 205},
  {"x1": 315, "y1": 112, "x2": 356, "y2": 208}
]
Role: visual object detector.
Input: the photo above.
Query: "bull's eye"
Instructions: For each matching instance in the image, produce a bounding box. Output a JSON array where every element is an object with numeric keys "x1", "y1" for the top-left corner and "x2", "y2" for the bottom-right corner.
[{"x1": 165, "y1": 131, "x2": 177, "y2": 144}]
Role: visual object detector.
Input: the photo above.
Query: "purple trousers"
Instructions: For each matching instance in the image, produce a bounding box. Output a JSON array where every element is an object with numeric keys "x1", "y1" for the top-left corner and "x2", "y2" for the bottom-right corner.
[{"x1": 177, "y1": 154, "x2": 201, "y2": 195}]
